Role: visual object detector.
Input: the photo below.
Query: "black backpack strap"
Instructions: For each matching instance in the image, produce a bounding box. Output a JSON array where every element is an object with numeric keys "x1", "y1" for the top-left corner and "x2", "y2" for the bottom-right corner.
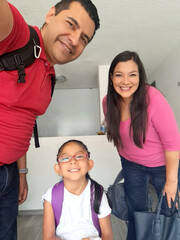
[
  {"x1": 51, "y1": 76, "x2": 56, "y2": 97},
  {"x1": 0, "y1": 26, "x2": 55, "y2": 149},
  {"x1": 0, "y1": 25, "x2": 41, "y2": 148},
  {"x1": 33, "y1": 120, "x2": 40, "y2": 148},
  {"x1": 0, "y1": 25, "x2": 40, "y2": 83},
  {"x1": 34, "y1": 76, "x2": 56, "y2": 148}
]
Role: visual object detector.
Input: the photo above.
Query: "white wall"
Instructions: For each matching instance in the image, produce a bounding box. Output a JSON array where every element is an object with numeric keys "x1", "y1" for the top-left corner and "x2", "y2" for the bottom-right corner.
[
  {"x1": 19, "y1": 69, "x2": 122, "y2": 211},
  {"x1": 19, "y1": 136, "x2": 121, "y2": 211},
  {"x1": 98, "y1": 65, "x2": 109, "y2": 123},
  {"x1": 37, "y1": 89, "x2": 100, "y2": 137},
  {"x1": 149, "y1": 45, "x2": 180, "y2": 129}
]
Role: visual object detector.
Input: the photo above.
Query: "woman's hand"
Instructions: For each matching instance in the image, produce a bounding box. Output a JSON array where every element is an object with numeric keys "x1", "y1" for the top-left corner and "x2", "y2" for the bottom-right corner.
[
  {"x1": 164, "y1": 151, "x2": 179, "y2": 208},
  {"x1": 164, "y1": 180, "x2": 178, "y2": 208}
]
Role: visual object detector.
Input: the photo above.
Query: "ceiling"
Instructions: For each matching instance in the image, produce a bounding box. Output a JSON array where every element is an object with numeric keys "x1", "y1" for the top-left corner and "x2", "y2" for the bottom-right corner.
[{"x1": 12, "y1": 0, "x2": 180, "y2": 89}]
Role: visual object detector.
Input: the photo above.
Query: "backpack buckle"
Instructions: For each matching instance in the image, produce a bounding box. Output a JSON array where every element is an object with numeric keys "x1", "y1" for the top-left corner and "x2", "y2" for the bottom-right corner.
[
  {"x1": 14, "y1": 54, "x2": 26, "y2": 83},
  {"x1": 17, "y1": 64, "x2": 26, "y2": 83}
]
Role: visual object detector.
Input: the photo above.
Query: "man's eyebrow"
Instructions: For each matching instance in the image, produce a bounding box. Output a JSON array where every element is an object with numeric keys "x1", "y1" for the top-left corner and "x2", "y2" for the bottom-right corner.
[
  {"x1": 68, "y1": 17, "x2": 79, "y2": 28},
  {"x1": 67, "y1": 17, "x2": 90, "y2": 43},
  {"x1": 82, "y1": 33, "x2": 90, "y2": 44}
]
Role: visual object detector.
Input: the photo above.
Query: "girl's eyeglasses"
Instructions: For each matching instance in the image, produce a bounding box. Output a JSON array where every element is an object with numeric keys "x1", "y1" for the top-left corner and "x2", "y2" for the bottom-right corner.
[{"x1": 58, "y1": 153, "x2": 88, "y2": 163}]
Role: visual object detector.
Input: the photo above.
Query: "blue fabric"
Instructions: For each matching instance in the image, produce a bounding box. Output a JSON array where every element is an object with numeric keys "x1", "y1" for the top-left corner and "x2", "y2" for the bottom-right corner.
[
  {"x1": 0, "y1": 162, "x2": 19, "y2": 240},
  {"x1": 106, "y1": 170, "x2": 129, "y2": 221},
  {"x1": 120, "y1": 155, "x2": 180, "y2": 240}
]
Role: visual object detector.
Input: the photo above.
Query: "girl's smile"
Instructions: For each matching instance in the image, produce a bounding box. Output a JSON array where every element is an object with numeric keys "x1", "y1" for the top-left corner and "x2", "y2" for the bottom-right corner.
[
  {"x1": 68, "y1": 168, "x2": 80, "y2": 172},
  {"x1": 55, "y1": 142, "x2": 94, "y2": 182}
]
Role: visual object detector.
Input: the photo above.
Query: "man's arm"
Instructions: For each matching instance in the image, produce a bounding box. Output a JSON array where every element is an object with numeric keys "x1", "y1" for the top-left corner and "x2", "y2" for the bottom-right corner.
[
  {"x1": 17, "y1": 154, "x2": 28, "y2": 204},
  {"x1": 0, "y1": 0, "x2": 13, "y2": 41}
]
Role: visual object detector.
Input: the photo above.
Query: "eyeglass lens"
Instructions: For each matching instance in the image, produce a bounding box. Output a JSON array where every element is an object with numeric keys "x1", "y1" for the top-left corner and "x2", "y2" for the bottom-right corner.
[{"x1": 58, "y1": 153, "x2": 87, "y2": 163}]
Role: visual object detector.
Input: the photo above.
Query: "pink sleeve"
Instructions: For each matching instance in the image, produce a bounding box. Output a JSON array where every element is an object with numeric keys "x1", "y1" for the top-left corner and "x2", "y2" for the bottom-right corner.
[
  {"x1": 149, "y1": 88, "x2": 180, "y2": 151},
  {"x1": 102, "y1": 95, "x2": 107, "y2": 116}
]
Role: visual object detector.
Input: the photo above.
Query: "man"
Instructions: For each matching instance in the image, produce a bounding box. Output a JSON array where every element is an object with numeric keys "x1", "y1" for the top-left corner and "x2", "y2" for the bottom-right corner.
[{"x1": 0, "y1": 0, "x2": 100, "y2": 239}]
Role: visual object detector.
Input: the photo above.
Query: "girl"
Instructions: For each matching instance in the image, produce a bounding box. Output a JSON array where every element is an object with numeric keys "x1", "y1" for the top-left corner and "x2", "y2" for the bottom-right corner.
[
  {"x1": 103, "y1": 51, "x2": 180, "y2": 240},
  {"x1": 42, "y1": 139, "x2": 113, "y2": 240}
]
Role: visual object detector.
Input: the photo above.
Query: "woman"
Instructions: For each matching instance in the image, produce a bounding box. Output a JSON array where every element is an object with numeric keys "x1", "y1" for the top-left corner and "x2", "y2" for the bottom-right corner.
[{"x1": 103, "y1": 51, "x2": 180, "y2": 240}]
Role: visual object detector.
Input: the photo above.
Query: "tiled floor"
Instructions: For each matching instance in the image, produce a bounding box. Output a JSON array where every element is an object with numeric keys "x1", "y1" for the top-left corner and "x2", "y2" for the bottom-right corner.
[
  {"x1": 17, "y1": 213, "x2": 127, "y2": 240},
  {"x1": 17, "y1": 214, "x2": 43, "y2": 240}
]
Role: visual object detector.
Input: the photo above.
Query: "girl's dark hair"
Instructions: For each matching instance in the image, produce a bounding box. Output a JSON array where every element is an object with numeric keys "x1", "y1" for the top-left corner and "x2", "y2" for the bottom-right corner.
[
  {"x1": 106, "y1": 51, "x2": 148, "y2": 148},
  {"x1": 54, "y1": 0, "x2": 100, "y2": 41},
  {"x1": 57, "y1": 139, "x2": 104, "y2": 214},
  {"x1": 86, "y1": 173, "x2": 104, "y2": 214},
  {"x1": 56, "y1": 139, "x2": 90, "y2": 160}
]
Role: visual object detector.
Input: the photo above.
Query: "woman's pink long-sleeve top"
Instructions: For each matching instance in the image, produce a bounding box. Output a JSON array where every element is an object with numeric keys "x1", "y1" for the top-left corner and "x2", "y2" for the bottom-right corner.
[{"x1": 103, "y1": 86, "x2": 180, "y2": 167}]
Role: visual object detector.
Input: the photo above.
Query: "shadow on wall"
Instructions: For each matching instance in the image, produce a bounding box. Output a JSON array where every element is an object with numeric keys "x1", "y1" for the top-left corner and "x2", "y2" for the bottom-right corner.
[{"x1": 37, "y1": 89, "x2": 100, "y2": 137}]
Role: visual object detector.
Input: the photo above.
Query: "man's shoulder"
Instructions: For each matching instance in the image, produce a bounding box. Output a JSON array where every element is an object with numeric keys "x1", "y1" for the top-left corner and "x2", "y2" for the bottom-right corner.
[{"x1": 0, "y1": 3, "x2": 30, "y2": 54}]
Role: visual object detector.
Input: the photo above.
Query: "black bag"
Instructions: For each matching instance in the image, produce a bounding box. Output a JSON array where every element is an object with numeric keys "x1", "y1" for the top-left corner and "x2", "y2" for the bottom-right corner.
[
  {"x1": 134, "y1": 187, "x2": 180, "y2": 240},
  {"x1": 106, "y1": 170, "x2": 129, "y2": 221},
  {"x1": 107, "y1": 170, "x2": 153, "y2": 221}
]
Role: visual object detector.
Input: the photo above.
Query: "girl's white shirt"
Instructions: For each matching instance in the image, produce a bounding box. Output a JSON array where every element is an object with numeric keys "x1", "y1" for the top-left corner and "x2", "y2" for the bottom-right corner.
[{"x1": 42, "y1": 180, "x2": 111, "y2": 240}]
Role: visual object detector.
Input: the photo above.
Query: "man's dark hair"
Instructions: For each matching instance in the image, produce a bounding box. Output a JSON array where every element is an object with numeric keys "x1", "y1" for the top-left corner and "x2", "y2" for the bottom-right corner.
[{"x1": 54, "y1": 0, "x2": 100, "y2": 40}]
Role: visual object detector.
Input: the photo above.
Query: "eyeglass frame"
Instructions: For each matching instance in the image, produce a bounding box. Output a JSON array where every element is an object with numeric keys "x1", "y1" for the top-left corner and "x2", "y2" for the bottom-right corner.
[{"x1": 58, "y1": 152, "x2": 88, "y2": 163}]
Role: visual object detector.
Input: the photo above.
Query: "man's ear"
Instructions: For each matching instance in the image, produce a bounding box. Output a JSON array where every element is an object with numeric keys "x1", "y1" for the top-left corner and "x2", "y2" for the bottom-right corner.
[
  {"x1": 45, "y1": 7, "x2": 56, "y2": 24},
  {"x1": 54, "y1": 163, "x2": 62, "y2": 176},
  {"x1": 88, "y1": 159, "x2": 94, "y2": 171}
]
